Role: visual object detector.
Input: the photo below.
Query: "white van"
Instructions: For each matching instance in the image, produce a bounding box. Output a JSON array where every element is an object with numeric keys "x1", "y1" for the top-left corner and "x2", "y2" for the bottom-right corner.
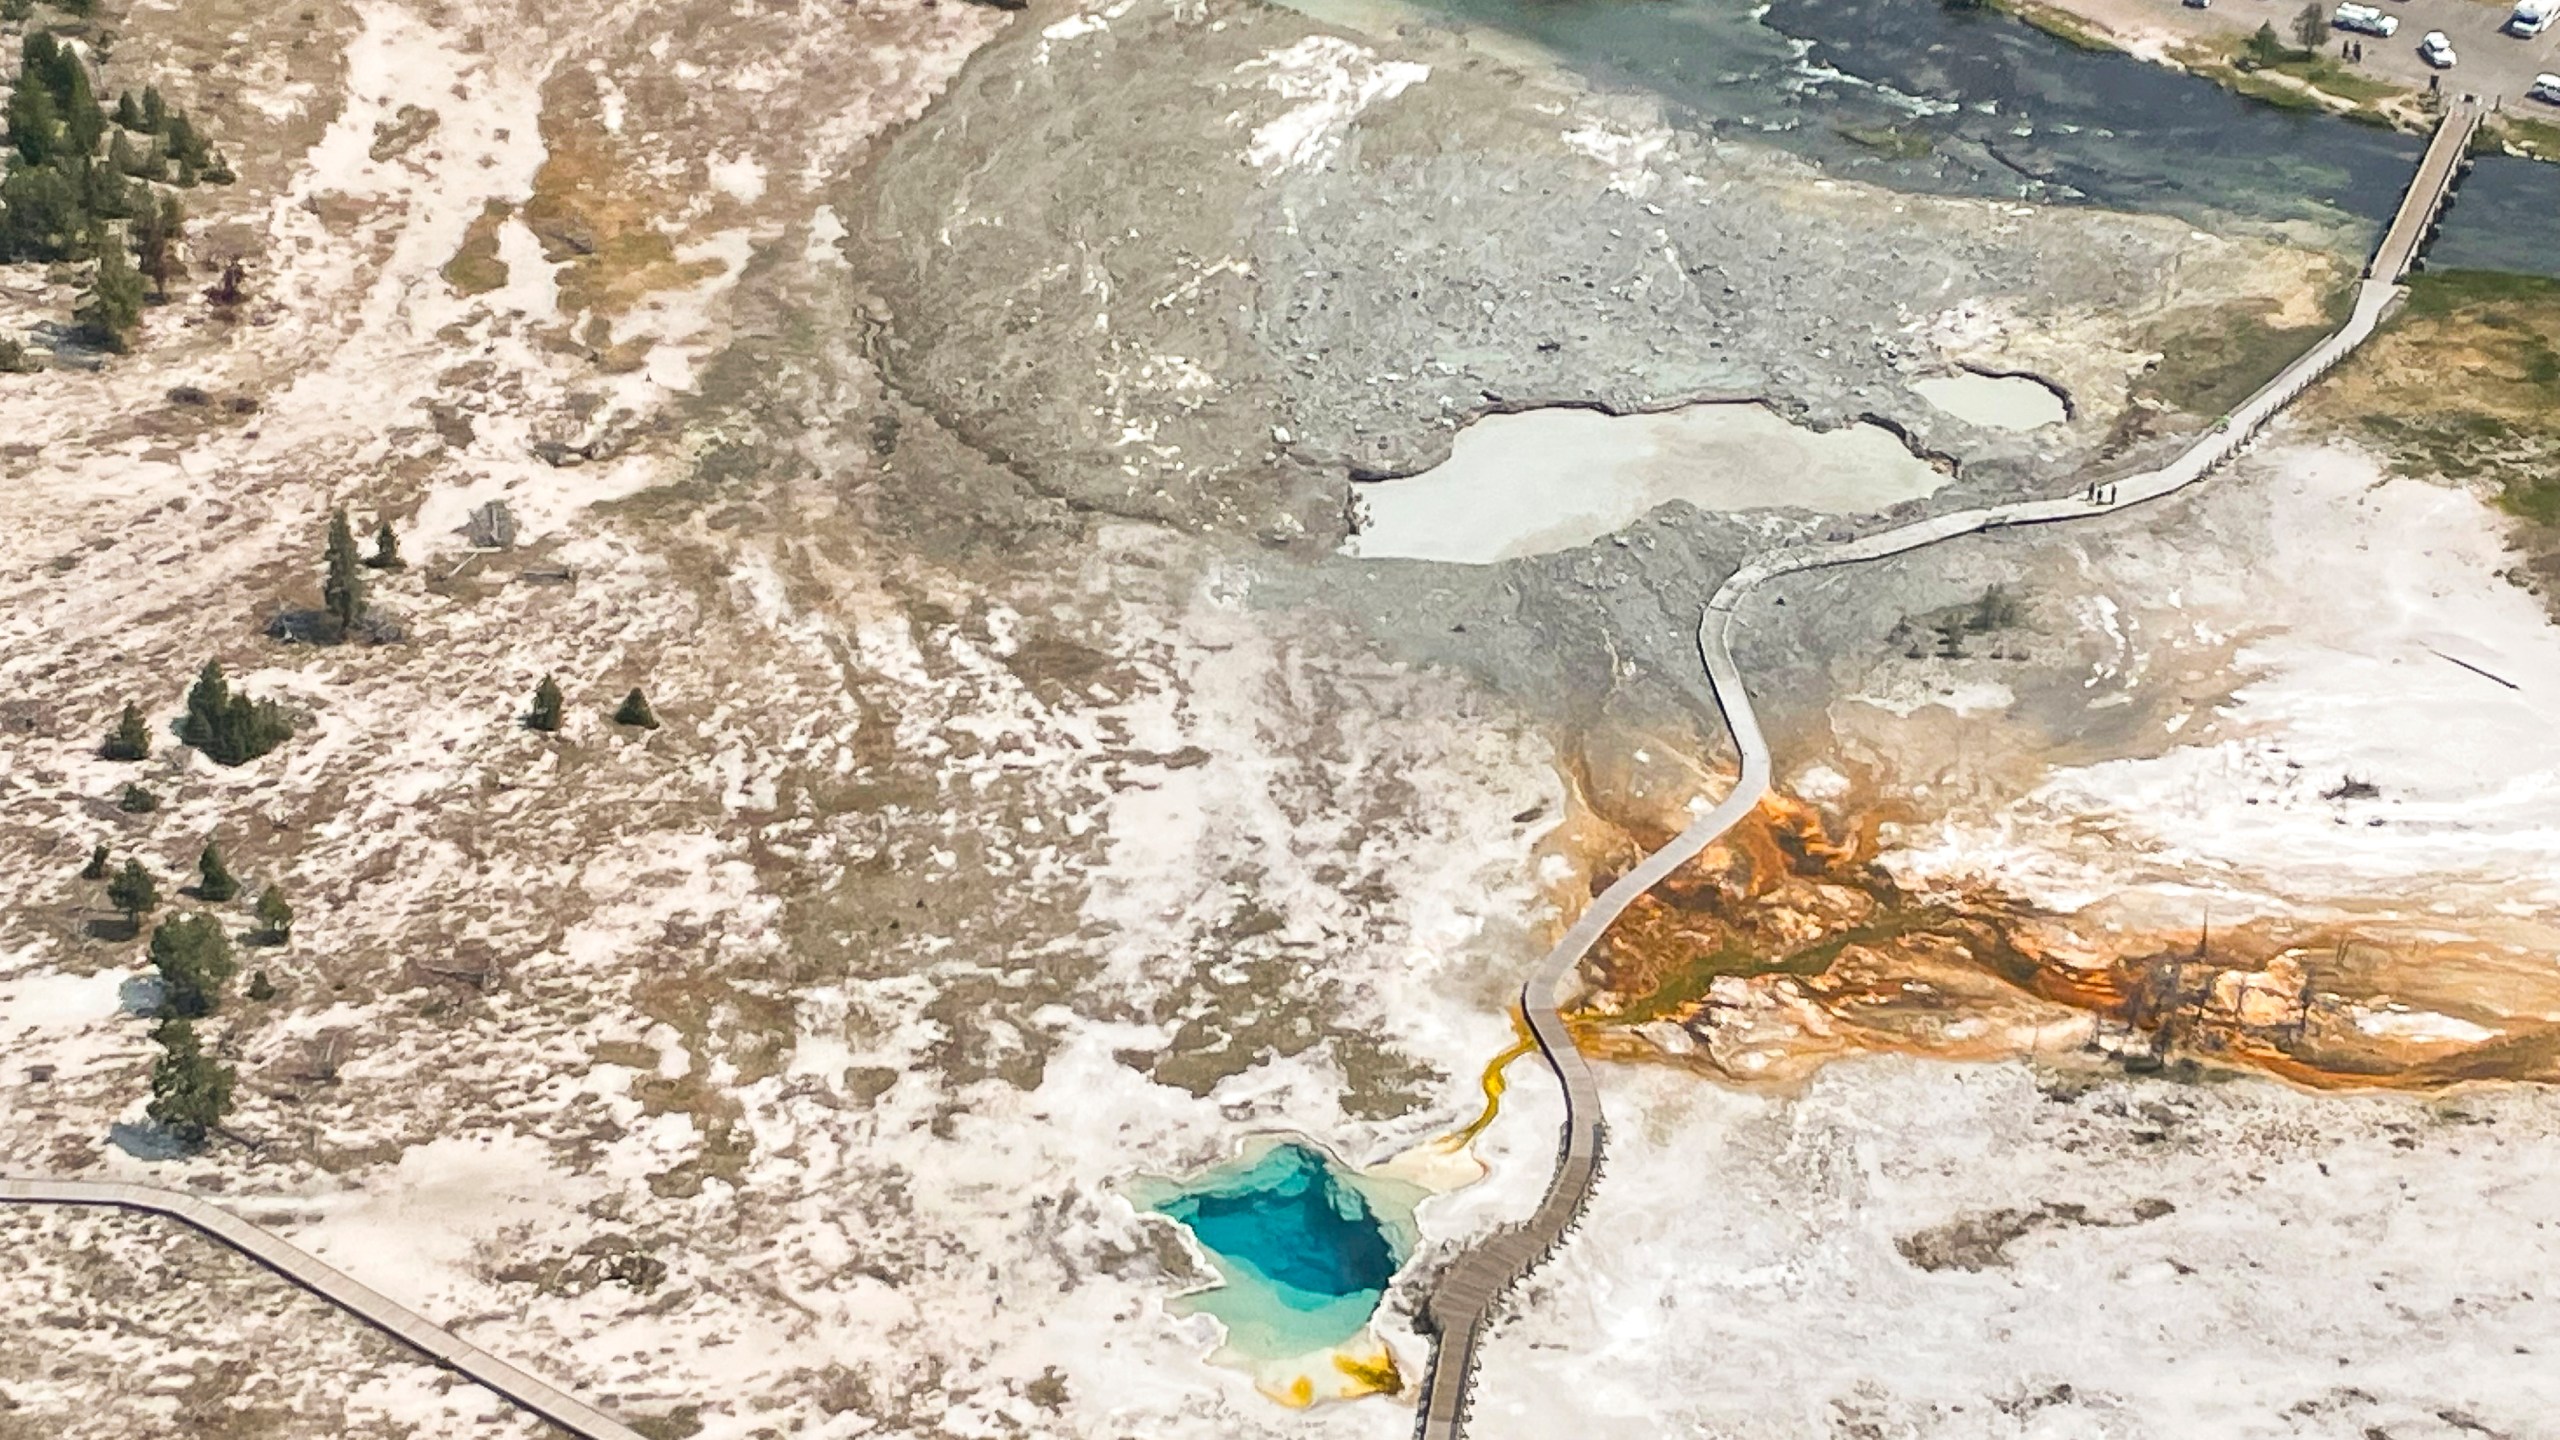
[
  {"x1": 2334, "y1": 3, "x2": 2400, "y2": 36},
  {"x1": 2511, "y1": 0, "x2": 2557, "y2": 36}
]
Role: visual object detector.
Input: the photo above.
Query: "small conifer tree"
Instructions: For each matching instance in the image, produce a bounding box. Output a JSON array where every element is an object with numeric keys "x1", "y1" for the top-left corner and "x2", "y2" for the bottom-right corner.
[
  {"x1": 114, "y1": 89, "x2": 143, "y2": 131},
  {"x1": 527, "y1": 674, "x2": 564, "y2": 733},
  {"x1": 195, "y1": 841, "x2": 238, "y2": 902},
  {"x1": 204, "y1": 255, "x2": 246, "y2": 308},
  {"x1": 180, "y1": 659, "x2": 293, "y2": 766},
  {"x1": 254, "y1": 884, "x2": 293, "y2": 943},
  {"x1": 107, "y1": 858, "x2": 158, "y2": 925},
  {"x1": 366, "y1": 518, "x2": 403, "y2": 569},
  {"x1": 119, "y1": 783, "x2": 159, "y2": 813},
  {"x1": 613, "y1": 687, "x2": 660, "y2": 730},
  {"x1": 149, "y1": 912, "x2": 236, "y2": 1017},
  {"x1": 102, "y1": 701, "x2": 151, "y2": 761},
  {"x1": 246, "y1": 969, "x2": 275, "y2": 1001},
  {"x1": 76, "y1": 240, "x2": 146, "y2": 353},
  {"x1": 82, "y1": 842, "x2": 110, "y2": 880},
  {"x1": 147, "y1": 1017, "x2": 234, "y2": 1144},
  {"x1": 132, "y1": 194, "x2": 184, "y2": 300},
  {"x1": 323, "y1": 507, "x2": 365, "y2": 638}
]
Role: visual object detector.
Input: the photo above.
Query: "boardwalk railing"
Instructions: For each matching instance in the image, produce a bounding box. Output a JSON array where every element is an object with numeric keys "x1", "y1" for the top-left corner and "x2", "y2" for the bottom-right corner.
[
  {"x1": 0, "y1": 1177, "x2": 649, "y2": 1440},
  {"x1": 1407, "y1": 103, "x2": 2478, "y2": 1440}
]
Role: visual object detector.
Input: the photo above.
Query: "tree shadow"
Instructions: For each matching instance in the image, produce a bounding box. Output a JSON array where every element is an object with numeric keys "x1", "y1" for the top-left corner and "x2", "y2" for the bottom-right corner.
[
  {"x1": 118, "y1": 975, "x2": 165, "y2": 1016},
  {"x1": 108, "y1": 1121, "x2": 194, "y2": 1162},
  {"x1": 85, "y1": 914, "x2": 143, "y2": 942}
]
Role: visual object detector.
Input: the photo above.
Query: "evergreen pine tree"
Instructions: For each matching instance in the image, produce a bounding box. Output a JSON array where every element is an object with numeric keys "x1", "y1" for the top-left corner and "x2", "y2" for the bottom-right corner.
[
  {"x1": 195, "y1": 841, "x2": 238, "y2": 902},
  {"x1": 254, "y1": 884, "x2": 293, "y2": 943},
  {"x1": 109, "y1": 127, "x2": 141, "y2": 176},
  {"x1": 246, "y1": 969, "x2": 275, "y2": 1001},
  {"x1": 6, "y1": 71, "x2": 59, "y2": 165},
  {"x1": 527, "y1": 674, "x2": 564, "y2": 733},
  {"x1": 181, "y1": 660, "x2": 228, "y2": 747},
  {"x1": 148, "y1": 912, "x2": 236, "y2": 1017},
  {"x1": 323, "y1": 507, "x2": 365, "y2": 638},
  {"x1": 179, "y1": 659, "x2": 293, "y2": 766},
  {"x1": 365, "y1": 518, "x2": 403, "y2": 569},
  {"x1": 141, "y1": 85, "x2": 165, "y2": 135},
  {"x1": 76, "y1": 239, "x2": 146, "y2": 352},
  {"x1": 114, "y1": 89, "x2": 143, "y2": 131},
  {"x1": 146, "y1": 1016, "x2": 234, "y2": 1144},
  {"x1": 102, "y1": 701, "x2": 151, "y2": 761},
  {"x1": 0, "y1": 163, "x2": 79, "y2": 262},
  {"x1": 166, "y1": 110, "x2": 205, "y2": 168},
  {"x1": 59, "y1": 53, "x2": 103, "y2": 158},
  {"x1": 118, "y1": 783, "x2": 159, "y2": 813},
  {"x1": 613, "y1": 687, "x2": 660, "y2": 730},
  {"x1": 76, "y1": 154, "x2": 132, "y2": 226},
  {"x1": 82, "y1": 842, "x2": 110, "y2": 880},
  {"x1": 132, "y1": 194, "x2": 183, "y2": 299},
  {"x1": 107, "y1": 858, "x2": 158, "y2": 925}
]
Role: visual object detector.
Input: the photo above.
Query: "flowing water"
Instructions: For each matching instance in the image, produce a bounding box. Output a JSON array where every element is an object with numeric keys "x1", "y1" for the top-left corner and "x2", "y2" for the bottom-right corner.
[{"x1": 1318, "y1": 0, "x2": 2560, "y2": 274}]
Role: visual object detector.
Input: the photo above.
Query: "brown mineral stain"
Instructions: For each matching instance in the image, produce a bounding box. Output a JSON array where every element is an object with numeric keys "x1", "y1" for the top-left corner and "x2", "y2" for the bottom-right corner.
[
  {"x1": 1333, "y1": 1344, "x2": 1405, "y2": 1396},
  {"x1": 1551, "y1": 734, "x2": 2560, "y2": 1093}
]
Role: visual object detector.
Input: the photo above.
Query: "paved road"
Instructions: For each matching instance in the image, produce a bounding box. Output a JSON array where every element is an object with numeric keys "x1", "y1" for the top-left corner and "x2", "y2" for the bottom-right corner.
[
  {"x1": 0, "y1": 1177, "x2": 648, "y2": 1440},
  {"x1": 1409, "y1": 102, "x2": 2469, "y2": 1440}
]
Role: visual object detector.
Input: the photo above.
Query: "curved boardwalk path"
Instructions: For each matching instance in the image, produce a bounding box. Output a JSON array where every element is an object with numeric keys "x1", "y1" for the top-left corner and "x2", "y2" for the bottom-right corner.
[
  {"x1": 1412, "y1": 103, "x2": 2476, "y2": 1440},
  {"x1": 0, "y1": 1177, "x2": 648, "y2": 1440},
  {"x1": 1, "y1": 105, "x2": 2479, "y2": 1440}
]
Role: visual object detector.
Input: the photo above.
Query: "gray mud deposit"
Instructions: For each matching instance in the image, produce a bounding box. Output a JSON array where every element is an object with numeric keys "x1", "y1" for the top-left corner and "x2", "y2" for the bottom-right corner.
[
  {"x1": 838, "y1": 0, "x2": 2332, "y2": 734},
  {"x1": 1346, "y1": 403, "x2": 1951, "y2": 564}
]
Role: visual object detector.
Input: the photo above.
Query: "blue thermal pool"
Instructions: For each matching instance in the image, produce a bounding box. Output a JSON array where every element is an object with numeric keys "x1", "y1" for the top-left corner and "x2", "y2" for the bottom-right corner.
[{"x1": 1134, "y1": 1140, "x2": 1423, "y2": 1360}]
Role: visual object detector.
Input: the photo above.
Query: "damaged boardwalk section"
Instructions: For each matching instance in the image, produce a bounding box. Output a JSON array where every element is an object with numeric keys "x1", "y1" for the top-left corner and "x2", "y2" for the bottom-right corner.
[
  {"x1": 1410, "y1": 103, "x2": 2477, "y2": 1440},
  {"x1": 0, "y1": 1177, "x2": 649, "y2": 1440}
]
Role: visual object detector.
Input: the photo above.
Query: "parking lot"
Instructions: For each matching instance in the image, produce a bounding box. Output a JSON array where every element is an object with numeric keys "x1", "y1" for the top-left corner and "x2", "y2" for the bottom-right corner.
[
  {"x1": 2332, "y1": 0, "x2": 2560, "y2": 104},
  {"x1": 2057, "y1": 0, "x2": 2560, "y2": 110}
]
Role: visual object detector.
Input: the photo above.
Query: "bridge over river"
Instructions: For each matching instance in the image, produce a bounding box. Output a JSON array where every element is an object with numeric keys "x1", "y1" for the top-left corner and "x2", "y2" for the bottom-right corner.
[
  {"x1": 0, "y1": 102, "x2": 2488, "y2": 1440},
  {"x1": 1410, "y1": 98, "x2": 2483, "y2": 1440}
]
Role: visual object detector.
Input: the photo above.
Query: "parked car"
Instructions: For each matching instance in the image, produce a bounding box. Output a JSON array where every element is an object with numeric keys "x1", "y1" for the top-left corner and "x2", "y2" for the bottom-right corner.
[
  {"x1": 2334, "y1": 3, "x2": 2400, "y2": 37},
  {"x1": 2420, "y1": 29, "x2": 2458, "y2": 67},
  {"x1": 2530, "y1": 72, "x2": 2560, "y2": 103},
  {"x1": 2510, "y1": 0, "x2": 2557, "y2": 37}
]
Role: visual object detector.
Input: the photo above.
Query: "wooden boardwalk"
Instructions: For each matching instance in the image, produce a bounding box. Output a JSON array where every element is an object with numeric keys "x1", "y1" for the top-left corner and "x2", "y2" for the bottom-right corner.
[
  {"x1": 2371, "y1": 100, "x2": 2480, "y2": 283},
  {"x1": 0, "y1": 111, "x2": 2483, "y2": 1440},
  {"x1": 1409, "y1": 105, "x2": 2477, "y2": 1440},
  {"x1": 0, "y1": 1177, "x2": 648, "y2": 1440}
]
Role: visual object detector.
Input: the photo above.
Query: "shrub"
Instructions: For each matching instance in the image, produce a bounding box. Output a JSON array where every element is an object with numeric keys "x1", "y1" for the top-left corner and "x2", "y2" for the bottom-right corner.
[
  {"x1": 254, "y1": 884, "x2": 293, "y2": 943},
  {"x1": 107, "y1": 858, "x2": 158, "y2": 923},
  {"x1": 195, "y1": 841, "x2": 238, "y2": 902},
  {"x1": 613, "y1": 687, "x2": 659, "y2": 730},
  {"x1": 527, "y1": 675, "x2": 564, "y2": 733},
  {"x1": 102, "y1": 701, "x2": 151, "y2": 761}
]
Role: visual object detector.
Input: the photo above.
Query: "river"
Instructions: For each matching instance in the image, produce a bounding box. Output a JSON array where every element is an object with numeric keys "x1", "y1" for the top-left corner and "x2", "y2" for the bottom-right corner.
[{"x1": 1305, "y1": 0, "x2": 2560, "y2": 275}]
